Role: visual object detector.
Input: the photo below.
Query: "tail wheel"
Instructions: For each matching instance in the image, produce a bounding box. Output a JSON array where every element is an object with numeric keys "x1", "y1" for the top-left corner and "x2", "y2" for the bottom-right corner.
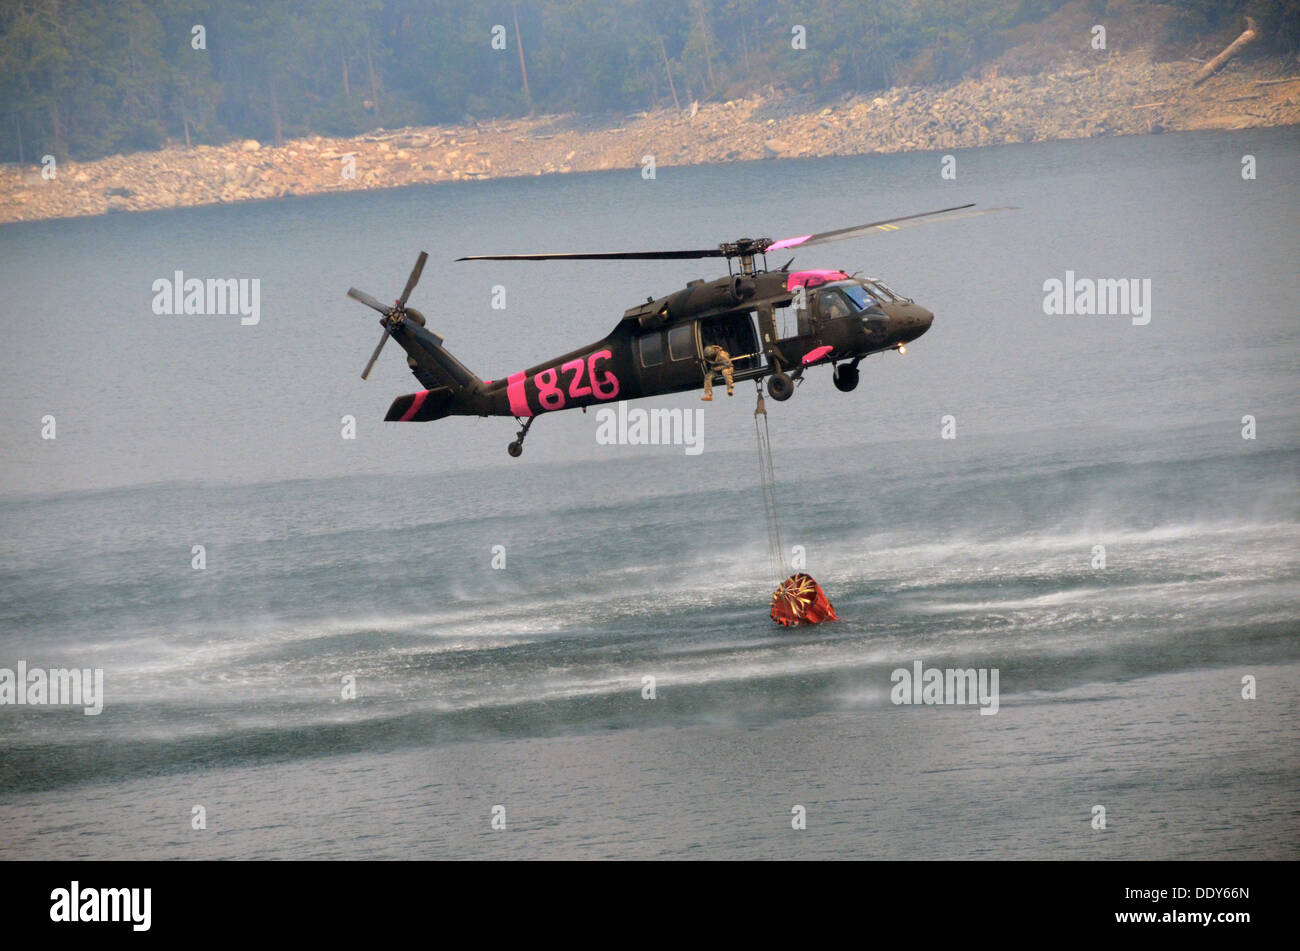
[
  {"x1": 767, "y1": 371, "x2": 794, "y2": 401},
  {"x1": 832, "y1": 363, "x2": 859, "y2": 392}
]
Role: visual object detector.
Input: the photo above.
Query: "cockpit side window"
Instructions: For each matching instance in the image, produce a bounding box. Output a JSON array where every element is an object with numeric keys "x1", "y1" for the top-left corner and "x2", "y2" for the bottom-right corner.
[{"x1": 820, "y1": 290, "x2": 853, "y2": 320}]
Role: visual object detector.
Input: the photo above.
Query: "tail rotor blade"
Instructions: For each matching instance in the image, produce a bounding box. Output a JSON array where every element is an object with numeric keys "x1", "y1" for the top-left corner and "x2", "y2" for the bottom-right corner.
[
  {"x1": 398, "y1": 251, "x2": 428, "y2": 308},
  {"x1": 361, "y1": 329, "x2": 391, "y2": 380},
  {"x1": 348, "y1": 287, "x2": 391, "y2": 314}
]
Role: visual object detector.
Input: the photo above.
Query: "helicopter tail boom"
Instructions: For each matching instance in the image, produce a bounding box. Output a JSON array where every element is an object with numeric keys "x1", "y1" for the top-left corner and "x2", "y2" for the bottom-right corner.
[{"x1": 384, "y1": 320, "x2": 482, "y2": 394}]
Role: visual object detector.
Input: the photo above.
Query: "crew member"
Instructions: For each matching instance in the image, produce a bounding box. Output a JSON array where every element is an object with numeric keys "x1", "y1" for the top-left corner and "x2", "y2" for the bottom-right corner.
[{"x1": 701, "y1": 345, "x2": 734, "y2": 401}]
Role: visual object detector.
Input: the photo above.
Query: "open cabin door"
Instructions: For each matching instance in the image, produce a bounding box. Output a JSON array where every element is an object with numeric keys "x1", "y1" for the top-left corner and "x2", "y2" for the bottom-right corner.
[{"x1": 698, "y1": 312, "x2": 760, "y2": 375}]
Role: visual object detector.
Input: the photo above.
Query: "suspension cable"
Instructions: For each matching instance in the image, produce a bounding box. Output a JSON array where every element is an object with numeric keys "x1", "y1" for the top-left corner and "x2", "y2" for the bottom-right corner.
[{"x1": 753, "y1": 385, "x2": 786, "y2": 585}]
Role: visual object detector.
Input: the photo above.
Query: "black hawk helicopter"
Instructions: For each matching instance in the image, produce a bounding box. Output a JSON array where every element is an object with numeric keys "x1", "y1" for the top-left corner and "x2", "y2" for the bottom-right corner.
[{"x1": 348, "y1": 203, "x2": 1007, "y2": 456}]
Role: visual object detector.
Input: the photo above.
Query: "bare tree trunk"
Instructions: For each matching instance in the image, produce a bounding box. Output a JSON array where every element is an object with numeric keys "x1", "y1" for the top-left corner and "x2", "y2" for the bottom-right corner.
[
  {"x1": 270, "y1": 78, "x2": 283, "y2": 147},
  {"x1": 184, "y1": 116, "x2": 191, "y2": 148},
  {"x1": 342, "y1": 55, "x2": 351, "y2": 98},
  {"x1": 697, "y1": 4, "x2": 716, "y2": 95},
  {"x1": 513, "y1": 5, "x2": 532, "y2": 113},
  {"x1": 48, "y1": 99, "x2": 65, "y2": 159},
  {"x1": 366, "y1": 42, "x2": 380, "y2": 112},
  {"x1": 658, "y1": 34, "x2": 681, "y2": 111},
  {"x1": 1193, "y1": 18, "x2": 1260, "y2": 86}
]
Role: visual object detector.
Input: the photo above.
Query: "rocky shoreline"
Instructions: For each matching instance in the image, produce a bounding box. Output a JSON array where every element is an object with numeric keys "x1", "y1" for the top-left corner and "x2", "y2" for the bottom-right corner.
[{"x1": 3, "y1": 49, "x2": 1297, "y2": 226}]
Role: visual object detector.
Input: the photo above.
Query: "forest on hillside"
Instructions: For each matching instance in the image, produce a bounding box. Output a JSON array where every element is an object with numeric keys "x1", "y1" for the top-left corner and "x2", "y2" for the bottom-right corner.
[{"x1": 2, "y1": 0, "x2": 1296, "y2": 163}]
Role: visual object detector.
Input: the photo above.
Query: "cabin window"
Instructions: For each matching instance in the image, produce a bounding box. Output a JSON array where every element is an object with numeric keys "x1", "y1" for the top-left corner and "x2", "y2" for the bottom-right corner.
[
  {"x1": 668, "y1": 324, "x2": 696, "y2": 361},
  {"x1": 638, "y1": 332, "x2": 664, "y2": 367},
  {"x1": 773, "y1": 298, "x2": 807, "y2": 337}
]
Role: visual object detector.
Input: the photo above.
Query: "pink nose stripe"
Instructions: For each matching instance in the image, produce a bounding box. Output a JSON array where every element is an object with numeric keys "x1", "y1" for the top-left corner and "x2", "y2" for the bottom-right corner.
[{"x1": 802, "y1": 345, "x2": 833, "y2": 364}]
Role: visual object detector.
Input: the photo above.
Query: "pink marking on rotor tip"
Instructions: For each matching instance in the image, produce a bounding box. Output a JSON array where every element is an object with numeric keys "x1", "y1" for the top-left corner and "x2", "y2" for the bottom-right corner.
[
  {"x1": 786, "y1": 269, "x2": 848, "y2": 291},
  {"x1": 768, "y1": 234, "x2": 811, "y2": 251},
  {"x1": 802, "y1": 345, "x2": 833, "y2": 365},
  {"x1": 399, "y1": 389, "x2": 430, "y2": 422}
]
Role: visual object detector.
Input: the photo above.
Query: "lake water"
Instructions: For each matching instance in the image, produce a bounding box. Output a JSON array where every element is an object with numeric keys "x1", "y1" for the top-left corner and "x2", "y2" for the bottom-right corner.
[{"x1": 1, "y1": 127, "x2": 1297, "y2": 858}]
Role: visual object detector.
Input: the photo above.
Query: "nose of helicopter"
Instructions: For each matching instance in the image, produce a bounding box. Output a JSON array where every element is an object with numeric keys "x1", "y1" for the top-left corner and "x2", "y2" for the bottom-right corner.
[{"x1": 894, "y1": 304, "x2": 933, "y2": 343}]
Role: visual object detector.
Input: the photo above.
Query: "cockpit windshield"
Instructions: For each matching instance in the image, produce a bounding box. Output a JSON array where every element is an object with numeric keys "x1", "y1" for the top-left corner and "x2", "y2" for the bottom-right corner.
[{"x1": 842, "y1": 283, "x2": 883, "y2": 312}]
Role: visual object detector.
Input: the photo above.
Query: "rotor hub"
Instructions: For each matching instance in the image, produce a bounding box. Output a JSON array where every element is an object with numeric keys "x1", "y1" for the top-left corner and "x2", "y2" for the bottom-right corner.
[{"x1": 719, "y1": 238, "x2": 773, "y2": 275}]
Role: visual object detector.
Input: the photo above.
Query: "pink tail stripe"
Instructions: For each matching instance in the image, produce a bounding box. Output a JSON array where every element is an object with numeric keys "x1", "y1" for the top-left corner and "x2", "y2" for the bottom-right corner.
[
  {"x1": 400, "y1": 389, "x2": 430, "y2": 422},
  {"x1": 506, "y1": 371, "x2": 532, "y2": 417}
]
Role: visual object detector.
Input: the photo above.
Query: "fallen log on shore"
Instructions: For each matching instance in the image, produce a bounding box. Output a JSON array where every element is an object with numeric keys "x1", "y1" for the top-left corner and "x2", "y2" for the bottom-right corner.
[{"x1": 1193, "y1": 18, "x2": 1259, "y2": 86}]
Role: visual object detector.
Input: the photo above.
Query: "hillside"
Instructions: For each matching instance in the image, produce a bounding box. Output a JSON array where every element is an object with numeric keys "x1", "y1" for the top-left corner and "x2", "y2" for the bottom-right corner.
[{"x1": 2, "y1": 2, "x2": 1297, "y2": 224}]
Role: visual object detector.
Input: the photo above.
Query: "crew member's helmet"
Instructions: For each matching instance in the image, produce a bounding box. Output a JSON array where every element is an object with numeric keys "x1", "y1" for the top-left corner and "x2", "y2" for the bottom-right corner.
[{"x1": 704, "y1": 345, "x2": 720, "y2": 359}]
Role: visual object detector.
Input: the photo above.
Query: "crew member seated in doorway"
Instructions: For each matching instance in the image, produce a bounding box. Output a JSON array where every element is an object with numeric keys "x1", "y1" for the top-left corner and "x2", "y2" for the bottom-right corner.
[{"x1": 701, "y1": 345, "x2": 734, "y2": 401}]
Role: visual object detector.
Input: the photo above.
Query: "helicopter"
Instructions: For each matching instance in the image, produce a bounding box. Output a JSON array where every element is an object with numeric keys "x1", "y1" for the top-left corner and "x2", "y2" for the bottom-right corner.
[{"x1": 347, "y1": 202, "x2": 1009, "y2": 456}]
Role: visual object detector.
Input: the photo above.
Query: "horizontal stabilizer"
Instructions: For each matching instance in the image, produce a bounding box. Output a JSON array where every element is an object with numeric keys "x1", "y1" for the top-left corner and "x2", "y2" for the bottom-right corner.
[{"x1": 385, "y1": 387, "x2": 457, "y2": 422}]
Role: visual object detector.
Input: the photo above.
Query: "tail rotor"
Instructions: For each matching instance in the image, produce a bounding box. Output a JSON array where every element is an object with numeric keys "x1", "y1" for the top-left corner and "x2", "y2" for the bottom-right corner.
[{"x1": 347, "y1": 251, "x2": 429, "y2": 380}]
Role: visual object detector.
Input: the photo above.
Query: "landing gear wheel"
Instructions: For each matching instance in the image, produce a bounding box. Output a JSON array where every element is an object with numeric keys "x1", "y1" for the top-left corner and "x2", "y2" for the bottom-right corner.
[
  {"x1": 832, "y1": 363, "x2": 859, "y2": 392},
  {"x1": 507, "y1": 416, "x2": 535, "y2": 457},
  {"x1": 767, "y1": 371, "x2": 794, "y2": 402}
]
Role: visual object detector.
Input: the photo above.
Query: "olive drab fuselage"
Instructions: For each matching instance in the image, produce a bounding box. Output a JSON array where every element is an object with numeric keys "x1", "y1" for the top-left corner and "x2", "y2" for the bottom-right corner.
[
  {"x1": 355, "y1": 202, "x2": 1006, "y2": 454},
  {"x1": 383, "y1": 265, "x2": 934, "y2": 424},
  {"x1": 344, "y1": 204, "x2": 962, "y2": 595}
]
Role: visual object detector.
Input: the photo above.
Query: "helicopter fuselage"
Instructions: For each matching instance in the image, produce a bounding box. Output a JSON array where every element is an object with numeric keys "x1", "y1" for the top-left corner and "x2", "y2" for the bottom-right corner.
[
  {"x1": 351, "y1": 202, "x2": 1007, "y2": 454},
  {"x1": 385, "y1": 267, "x2": 933, "y2": 425}
]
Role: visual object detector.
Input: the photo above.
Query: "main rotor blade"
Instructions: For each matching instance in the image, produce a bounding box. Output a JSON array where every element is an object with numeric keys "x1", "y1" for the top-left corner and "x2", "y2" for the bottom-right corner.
[
  {"x1": 455, "y1": 204, "x2": 1016, "y2": 262},
  {"x1": 768, "y1": 203, "x2": 1014, "y2": 251},
  {"x1": 348, "y1": 287, "x2": 391, "y2": 314},
  {"x1": 398, "y1": 251, "x2": 428, "y2": 307},
  {"x1": 456, "y1": 248, "x2": 725, "y2": 262},
  {"x1": 361, "y1": 329, "x2": 391, "y2": 380}
]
